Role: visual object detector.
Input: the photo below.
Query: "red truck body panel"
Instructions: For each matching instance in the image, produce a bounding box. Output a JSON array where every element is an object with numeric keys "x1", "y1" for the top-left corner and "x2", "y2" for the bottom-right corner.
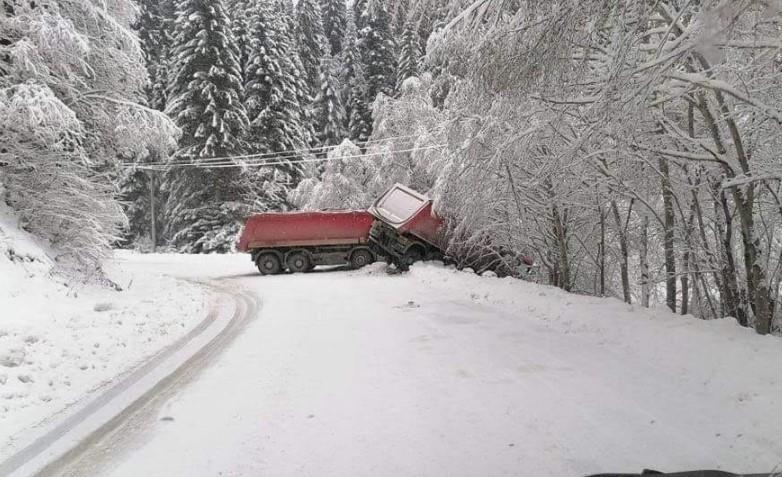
[
  {"x1": 369, "y1": 184, "x2": 445, "y2": 249},
  {"x1": 237, "y1": 211, "x2": 375, "y2": 252}
]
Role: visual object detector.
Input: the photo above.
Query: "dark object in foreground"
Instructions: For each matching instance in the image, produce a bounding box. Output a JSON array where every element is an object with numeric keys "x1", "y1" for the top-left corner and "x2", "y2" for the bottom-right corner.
[{"x1": 588, "y1": 470, "x2": 777, "y2": 477}]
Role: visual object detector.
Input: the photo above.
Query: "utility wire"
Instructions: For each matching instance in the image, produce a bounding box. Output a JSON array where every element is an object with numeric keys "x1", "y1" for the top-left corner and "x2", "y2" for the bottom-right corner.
[
  {"x1": 134, "y1": 145, "x2": 446, "y2": 171},
  {"x1": 124, "y1": 134, "x2": 428, "y2": 168}
]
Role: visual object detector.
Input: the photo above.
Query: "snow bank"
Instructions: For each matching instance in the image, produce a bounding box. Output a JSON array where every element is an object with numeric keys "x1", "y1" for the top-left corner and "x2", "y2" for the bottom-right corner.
[
  {"x1": 407, "y1": 262, "x2": 780, "y2": 391},
  {"x1": 0, "y1": 203, "x2": 209, "y2": 456}
]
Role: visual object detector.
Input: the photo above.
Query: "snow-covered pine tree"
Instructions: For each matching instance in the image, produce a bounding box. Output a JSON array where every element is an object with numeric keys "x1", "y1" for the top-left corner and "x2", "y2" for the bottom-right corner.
[
  {"x1": 242, "y1": 0, "x2": 312, "y2": 209},
  {"x1": 276, "y1": 0, "x2": 317, "y2": 149},
  {"x1": 295, "y1": 0, "x2": 328, "y2": 100},
  {"x1": 116, "y1": 166, "x2": 158, "y2": 249},
  {"x1": 119, "y1": 0, "x2": 177, "y2": 249},
  {"x1": 357, "y1": 0, "x2": 397, "y2": 102},
  {"x1": 396, "y1": 15, "x2": 421, "y2": 93},
  {"x1": 227, "y1": 0, "x2": 252, "y2": 83},
  {"x1": 353, "y1": 0, "x2": 369, "y2": 31},
  {"x1": 343, "y1": 11, "x2": 373, "y2": 144},
  {"x1": 389, "y1": 0, "x2": 410, "y2": 37},
  {"x1": 164, "y1": 0, "x2": 249, "y2": 253},
  {"x1": 135, "y1": 0, "x2": 175, "y2": 111},
  {"x1": 347, "y1": 69, "x2": 373, "y2": 144},
  {"x1": 319, "y1": 0, "x2": 347, "y2": 56},
  {"x1": 314, "y1": 55, "x2": 348, "y2": 148}
]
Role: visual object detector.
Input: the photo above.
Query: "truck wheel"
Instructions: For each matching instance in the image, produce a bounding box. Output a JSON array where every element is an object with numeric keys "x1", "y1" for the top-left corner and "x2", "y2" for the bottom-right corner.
[
  {"x1": 350, "y1": 249, "x2": 374, "y2": 269},
  {"x1": 286, "y1": 252, "x2": 311, "y2": 274},
  {"x1": 257, "y1": 253, "x2": 282, "y2": 276}
]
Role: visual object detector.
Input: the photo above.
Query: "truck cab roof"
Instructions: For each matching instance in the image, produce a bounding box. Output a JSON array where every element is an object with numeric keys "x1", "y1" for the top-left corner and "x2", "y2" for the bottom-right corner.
[{"x1": 368, "y1": 183, "x2": 433, "y2": 229}]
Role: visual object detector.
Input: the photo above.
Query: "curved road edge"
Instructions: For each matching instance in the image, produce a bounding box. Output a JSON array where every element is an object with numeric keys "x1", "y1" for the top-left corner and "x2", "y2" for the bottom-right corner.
[{"x1": 0, "y1": 280, "x2": 260, "y2": 477}]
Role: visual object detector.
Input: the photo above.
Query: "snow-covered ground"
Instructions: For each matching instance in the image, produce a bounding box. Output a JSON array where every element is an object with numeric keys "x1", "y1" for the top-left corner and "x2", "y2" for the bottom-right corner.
[
  {"x1": 52, "y1": 254, "x2": 782, "y2": 477},
  {"x1": 0, "y1": 208, "x2": 210, "y2": 458}
]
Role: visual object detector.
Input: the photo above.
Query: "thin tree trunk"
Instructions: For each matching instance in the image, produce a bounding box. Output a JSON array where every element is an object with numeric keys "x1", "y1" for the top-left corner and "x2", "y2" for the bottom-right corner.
[
  {"x1": 149, "y1": 170, "x2": 157, "y2": 251},
  {"x1": 681, "y1": 252, "x2": 690, "y2": 315},
  {"x1": 610, "y1": 200, "x2": 632, "y2": 304},
  {"x1": 680, "y1": 203, "x2": 697, "y2": 316},
  {"x1": 599, "y1": 199, "x2": 606, "y2": 296},
  {"x1": 716, "y1": 189, "x2": 746, "y2": 325},
  {"x1": 640, "y1": 214, "x2": 650, "y2": 308},
  {"x1": 660, "y1": 157, "x2": 677, "y2": 313},
  {"x1": 681, "y1": 103, "x2": 694, "y2": 316},
  {"x1": 551, "y1": 203, "x2": 571, "y2": 292}
]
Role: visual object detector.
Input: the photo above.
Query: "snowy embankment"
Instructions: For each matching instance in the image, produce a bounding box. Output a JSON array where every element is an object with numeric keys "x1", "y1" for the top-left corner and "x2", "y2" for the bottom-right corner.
[{"x1": 0, "y1": 206, "x2": 209, "y2": 457}]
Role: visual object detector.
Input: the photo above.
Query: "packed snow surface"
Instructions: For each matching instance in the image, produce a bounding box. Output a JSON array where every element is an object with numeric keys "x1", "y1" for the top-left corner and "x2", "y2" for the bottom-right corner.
[
  {"x1": 0, "y1": 208, "x2": 209, "y2": 457},
  {"x1": 85, "y1": 254, "x2": 781, "y2": 477}
]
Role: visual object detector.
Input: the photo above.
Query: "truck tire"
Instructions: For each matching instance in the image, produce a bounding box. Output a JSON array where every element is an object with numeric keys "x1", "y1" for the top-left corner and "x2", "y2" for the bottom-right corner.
[
  {"x1": 257, "y1": 253, "x2": 282, "y2": 276},
  {"x1": 286, "y1": 252, "x2": 311, "y2": 274},
  {"x1": 350, "y1": 249, "x2": 374, "y2": 269}
]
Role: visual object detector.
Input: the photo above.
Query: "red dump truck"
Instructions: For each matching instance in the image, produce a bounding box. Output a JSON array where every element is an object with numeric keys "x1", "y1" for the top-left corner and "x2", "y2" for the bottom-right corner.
[{"x1": 237, "y1": 184, "x2": 446, "y2": 274}]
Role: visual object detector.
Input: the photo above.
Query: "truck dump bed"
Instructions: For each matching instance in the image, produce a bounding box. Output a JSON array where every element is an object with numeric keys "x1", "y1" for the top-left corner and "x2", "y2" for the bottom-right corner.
[
  {"x1": 368, "y1": 184, "x2": 444, "y2": 248},
  {"x1": 237, "y1": 211, "x2": 375, "y2": 252}
]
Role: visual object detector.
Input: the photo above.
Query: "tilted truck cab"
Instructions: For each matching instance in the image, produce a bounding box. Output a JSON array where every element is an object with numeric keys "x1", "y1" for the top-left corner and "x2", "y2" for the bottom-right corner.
[{"x1": 368, "y1": 184, "x2": 446, "y2": 269}]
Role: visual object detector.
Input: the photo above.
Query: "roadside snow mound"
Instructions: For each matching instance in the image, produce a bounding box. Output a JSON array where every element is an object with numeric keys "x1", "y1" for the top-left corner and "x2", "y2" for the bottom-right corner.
[
  {"x1": 405, "y1": 262, "x2": 779, "y2": 396},
  {"x1": 0, "y1": 201, "x2": 209, "y2": 454}
]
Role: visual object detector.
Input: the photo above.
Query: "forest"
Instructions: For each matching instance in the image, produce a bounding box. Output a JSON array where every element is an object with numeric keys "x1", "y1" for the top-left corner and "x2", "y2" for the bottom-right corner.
[{"x1": 1, "y1": 0, "x2": 781, "y2": 335}]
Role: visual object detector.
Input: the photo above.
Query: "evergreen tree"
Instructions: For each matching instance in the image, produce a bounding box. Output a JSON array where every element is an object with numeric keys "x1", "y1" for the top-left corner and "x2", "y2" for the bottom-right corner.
[
  {"x1": 117, "y1": 165, "x2": 162, "y2": 249},
  {"x1": 314, "y1": 55, "x2": 348, "y2": 148},
  {"x1": 389, "y1": 0, "x2": 410, "y2": 37},
  {"x1": 347, "y1": 62, "x2": 372, "y2": 144},
  {"x1": 396, "y1": 15, "x2": 421, "y2": 92},
  {"x1": 122, "y1": 0, "x2": 175, "y2": 248},
  {"x1": 135, "y1": 0, "x2": 174, "y2": 111},
  {"x1": 353, "y1": 0, "x2": 369, "y2": 31},
  {"x1": 227, "y1": 0, "x2": 252, "y2": 83},
  {"x1": 357, "y1": 0, "x2": 397, "y2": 102},
  {"x1": 167, "y1": 0, "x2": 247, "y2": 159},
  {"x1": 276, "y1": 0, "x2": 317, "y2": 148},
  {"x1": 244, "y1": 0, "x2": 311, "y2": 177},
  {"x1": 165, "y1": 0, "x2": 249, "y2": 253},
  {"x1": 295, "y1": 0, "x2": 328, "y2": 99},
  {"x1": 343, "y1": 11, "x2": 372, "y2": 144},
  {"x1": 319, "y1": 0, "x2": 347, "y2": 56}
]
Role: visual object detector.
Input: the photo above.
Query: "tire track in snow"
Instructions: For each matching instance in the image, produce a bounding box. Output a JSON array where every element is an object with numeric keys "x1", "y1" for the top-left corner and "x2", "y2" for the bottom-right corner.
[{"x1": 0, "y1": 279, "x2": 260, "y2": 477}]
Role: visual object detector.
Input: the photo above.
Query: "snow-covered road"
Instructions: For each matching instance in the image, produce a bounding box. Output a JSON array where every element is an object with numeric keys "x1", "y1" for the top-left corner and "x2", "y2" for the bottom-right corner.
[{"x1": 50, "y1": 254, "x2": 782, "y2": 476}]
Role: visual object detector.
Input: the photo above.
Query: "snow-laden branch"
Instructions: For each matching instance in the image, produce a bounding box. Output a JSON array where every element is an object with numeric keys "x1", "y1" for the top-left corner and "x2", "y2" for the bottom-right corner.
[{"x1": 666, "y1": 71, "x2": 782, "y2": 124}]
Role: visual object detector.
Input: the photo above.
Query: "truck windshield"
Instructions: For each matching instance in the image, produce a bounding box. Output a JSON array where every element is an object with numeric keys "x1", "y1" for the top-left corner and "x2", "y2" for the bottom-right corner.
[{"x1": 374, "y1": 187, "x2": 426, "y2": 224}]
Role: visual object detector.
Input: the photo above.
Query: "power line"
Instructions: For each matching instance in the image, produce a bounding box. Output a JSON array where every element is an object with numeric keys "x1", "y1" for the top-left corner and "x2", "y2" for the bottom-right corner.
[
  {"x1": 124, "y1": 134, "x2": 428, "y2": 168},
  {"x1": 133, "y1": 145, "x2": 446, "y2": 171}
]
